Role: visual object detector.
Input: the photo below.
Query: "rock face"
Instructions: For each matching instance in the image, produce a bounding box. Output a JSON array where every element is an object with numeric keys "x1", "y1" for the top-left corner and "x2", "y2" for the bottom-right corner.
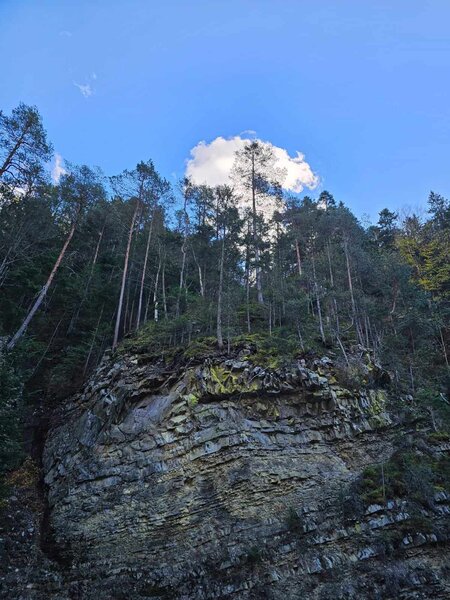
[{"x1": 36, "y1": 346, "x2": 450, "y2": 599}]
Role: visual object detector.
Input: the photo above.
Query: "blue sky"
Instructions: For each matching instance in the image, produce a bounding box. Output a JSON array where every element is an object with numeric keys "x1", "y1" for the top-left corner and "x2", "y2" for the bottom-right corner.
[{"x1": 1, "y1": 1, "x2": 449, "y2": 221}]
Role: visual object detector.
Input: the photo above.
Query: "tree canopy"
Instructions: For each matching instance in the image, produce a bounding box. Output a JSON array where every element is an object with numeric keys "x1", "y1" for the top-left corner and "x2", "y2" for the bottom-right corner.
[{"x1": 0, "y1": 104, "x2": 449, "y2": 478}]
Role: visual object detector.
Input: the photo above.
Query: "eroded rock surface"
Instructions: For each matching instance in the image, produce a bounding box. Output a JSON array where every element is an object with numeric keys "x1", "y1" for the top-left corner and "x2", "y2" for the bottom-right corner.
[{"x1": 11, "y1": 346, "x2": 450, "y2": 598}]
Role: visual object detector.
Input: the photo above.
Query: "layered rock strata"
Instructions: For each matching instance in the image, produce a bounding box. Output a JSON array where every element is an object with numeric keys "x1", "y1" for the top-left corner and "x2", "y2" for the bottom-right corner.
[{"x1": 35, "y1": 346, "x2": 450, "y2": 598}]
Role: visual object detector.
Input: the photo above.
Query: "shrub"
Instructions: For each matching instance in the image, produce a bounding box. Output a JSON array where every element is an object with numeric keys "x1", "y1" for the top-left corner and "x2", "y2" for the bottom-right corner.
[
  {"x1": 285, "y1": 507, "x2": 304, "y2": 532},
  {"x1": 334, "y1": 355, "x2": 368, "y2": 390},
  {"x1": 0, "y1": 351, "x2": 24, "y2": 503},
  {"x1": 0, "y1": 352, "x2": 24, "y2": 477},
  {"x1": 246, "y1": 545, "x2": 263, "y2": 565}
]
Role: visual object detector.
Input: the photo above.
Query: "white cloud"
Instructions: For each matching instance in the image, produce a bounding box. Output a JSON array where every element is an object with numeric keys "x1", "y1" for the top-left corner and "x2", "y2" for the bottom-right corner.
[
  {"x1": 186, "y1": 136, "x2": 244, "y2": 187},
  {"x1": 51, "y1": 153, "x2": 67, "y2": 183},
  {"x1": 73, "y1": 81, "x2": 93, "y2": 98},
  {"x1": 185, "y1": 135, "x2": 319, "y2": 193},
  {"x1": 59, "y1": 30, "x2": 72, "y2": 37},
  {"x1": 271, "y1": 146, "x2": 319, "y2": 193},
  {"x1": 239, "y1": 129, "x2": 257, "y2": 137}
]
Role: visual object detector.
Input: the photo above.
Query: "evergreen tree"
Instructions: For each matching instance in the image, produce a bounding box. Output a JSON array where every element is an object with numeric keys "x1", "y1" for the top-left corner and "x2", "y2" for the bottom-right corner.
[{"x1": 0, "y1": 103, "x2": 53, "y2": 198}]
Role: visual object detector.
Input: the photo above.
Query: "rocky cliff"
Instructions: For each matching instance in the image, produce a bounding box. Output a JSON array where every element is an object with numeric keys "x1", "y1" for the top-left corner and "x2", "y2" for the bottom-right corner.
[{"x1": 3, "y1": 339, "x2": 450, "y2": 598}]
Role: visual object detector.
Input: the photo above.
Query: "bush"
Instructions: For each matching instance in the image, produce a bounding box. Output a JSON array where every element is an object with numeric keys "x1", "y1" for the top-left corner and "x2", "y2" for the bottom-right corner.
[
  {"x1": 334, "y1": 355, "x2": 368, "y2": 390},
  {"x1": 245, "y1": 545, "x2": 263, "y2": 566},
  {"x1": 351, "y1": 445, "x2": 450, "y2": 514},
  {"x1": 285, "y1": 507, "x2": 304, "y2": 532},
  {"x1": 0, "y1": 351, "x2": 24, "y2": 502},
  {"x1": 337, "y1": 482, "x2": 364, "y2": 521},
  {"x1": 0, "y1": 352, "x2": 24, "y2": 477}
]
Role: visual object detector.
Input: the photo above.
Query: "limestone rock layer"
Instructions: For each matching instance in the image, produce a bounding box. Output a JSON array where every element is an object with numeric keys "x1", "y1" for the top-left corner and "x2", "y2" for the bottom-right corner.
[{"x1": 39, "y1": 348, "x2": 450, "y2": 599}]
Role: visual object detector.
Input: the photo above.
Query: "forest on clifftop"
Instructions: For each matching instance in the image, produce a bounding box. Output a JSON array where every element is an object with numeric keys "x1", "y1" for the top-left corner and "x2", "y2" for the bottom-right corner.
[{"x1": 1, "y1": 103, "x2": 449, "y2": 487}]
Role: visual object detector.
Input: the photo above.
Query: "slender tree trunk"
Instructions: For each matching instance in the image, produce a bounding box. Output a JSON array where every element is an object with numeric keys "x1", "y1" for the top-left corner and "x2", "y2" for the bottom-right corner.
[
  {"x1": 113, "y1": 199, "x2": 139, "y2": 349},
  {"x1": 144, "y1": 279, "x2": 153, "y2": 324},
  {"x1": 245, "y1": 236, "x2": 251, "y2": 333},
  {"x1": 176, "y1": 196, "x2": 189, "y2": 317},
  {"x1": 268, "y1": 301, "x2": 272, "y2": 336},
  {"x1": 0, "y1": 246, "x2": 14, "y2": 286},
  {"x1": 7, "y1": 206, "x2": 80, "y2": 350},
  {"x1": 343, "y1": 237, "x2": 356, "y2": 316},
  {"x1": 136, "y1": 213, "x2": 155, "y2": 330},
  {"x1": 162, "y1": 260, "x2": 167, "y2": 319},
  {"x1": 31, "y1": 316, "x2": 63, "y2": 377},
  {"x1": 343, "y1": 236, "x2": 363, "y2": 345},
  {"x1": 83, "y1": 305, "x2": 104, "y2": 377},
  {"x1": 192, "y1": 248, "x2": 205, "y2": 297},
  {"x1": 0, "y1": 125, "x2": 30, "y2": 179},
  {"x1": 296, "y1": 321, "x2": 305, "y2": 351},
  {"x1": 251, "y1": 155, "x2": 264, "y2": 304},
  {"x1": 439, "y1": 327, "x2": 449, "y2": 368},
  {"x1": 295, "y1": 239, "x2": 302, "y2": 277},
  {"x1": 153, "y1": 254, "x2": 161, "y2": 322},
  {"x1": 311, "y1": 252, "x2": 326, "y2": 344},
  {"x1": 390, "y1": 280, "x2": 399, "y2": 319},
  {"x1": 409, "y1": 361, "x2": 415, "y2": 394},
  {"x1": 217, "y1": 231, "x2": 225, "y2": 349},
  {"x1": 326, "y1": 242, "x2": 334, "y2": 287},
  {"x1": 124, "y1": 275, "x2": 131, "y2": 334},
  {"x1": 177, "y1": 244, "x2": 187, "y2": 317},
  {"x1": 68, "y1": 224, "x2": 104, "y2": 334}
]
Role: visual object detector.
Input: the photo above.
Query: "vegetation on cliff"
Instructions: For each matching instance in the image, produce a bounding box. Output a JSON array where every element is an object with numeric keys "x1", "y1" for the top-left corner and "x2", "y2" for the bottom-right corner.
[{"x1": 0, "y1": 103, "x2": 449, "y2": 490}]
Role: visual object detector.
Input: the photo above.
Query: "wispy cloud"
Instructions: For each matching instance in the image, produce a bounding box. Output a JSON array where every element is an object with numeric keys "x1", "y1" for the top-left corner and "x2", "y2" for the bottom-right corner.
[
  {"x1": 73, "y1": 81, "x2": 93, "y2": 98},
  {"x1": 59, "y1": 30, "x2": 72, "y2": 37},
  {"x1": 51, "y1": 153, "x2": 67, "y2": 183},
  {"x1": 239, "y1": 129, "x2": 257, "y2": 137}
]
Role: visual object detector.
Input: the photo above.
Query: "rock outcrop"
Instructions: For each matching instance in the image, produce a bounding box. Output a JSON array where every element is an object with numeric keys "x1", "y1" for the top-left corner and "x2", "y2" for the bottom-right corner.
[{"x1": 5, "y1": 342, "x2": 450, "y2": 598}]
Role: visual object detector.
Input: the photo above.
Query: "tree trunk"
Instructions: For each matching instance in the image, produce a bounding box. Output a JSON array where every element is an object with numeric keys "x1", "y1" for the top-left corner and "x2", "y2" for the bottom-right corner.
[
  {"x1": 0, "y1": 124, "x2": 30, "y2": 179},
  {"x1": 326, "y1": 242, "x2": 334, "y2": 287},
  {"x1": 343, "y1": 236, "x2": 363, "y2": 345},
  {"x1": 176, "y1": 196, "x2": 189, "y2": 317},
  {"x1": 192, "y1": 248, "x2": 205, "y2": 297},
  {"x1": 161, "y1": 260, "x2": 168, "y2": 319},
  {"x1": 83, "y1": 305, "x2": 104, "y2": 377},
  {"x1": 136, "y1": 214, "x2": 154, "y2": 330},
  {"x1": 295, "y1": 239, "x2": 302, "y2": 277},
  {"x1": 245, "y1": 233, "x2": 251, "y2": 333},
  {"x1": 176, "y1": 241, "x2": 187, "y2": 318},
  {"x1": 440, "y1": 327, "x2": 449, "y2": 368},
  {"x1": 311, "y1": 252, "x2": 326, "y2": 345},
  {"x1": 7, "y1": 205, "x2": 80, "y2": 350},
  {"x1": 68, "y1": 224, "x2": 104, "y2": 334},
  {"x1": 251, "y1": 154, "x2": 264, "y2": 304},
  {"x1": 113, "y1": 199, "x2": 139, "y2": 349},
  {"x1": 153, "y1": 254, "x2": 161, "y2": 322},
  {"x1": 217, "y1": 231, "x2": 225, "y2": 349}
]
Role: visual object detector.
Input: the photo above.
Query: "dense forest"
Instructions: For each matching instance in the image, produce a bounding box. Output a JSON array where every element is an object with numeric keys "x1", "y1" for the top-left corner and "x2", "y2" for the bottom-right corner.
[{"x1": 1, "y1": 103, "x2": 449, "y2": 485}]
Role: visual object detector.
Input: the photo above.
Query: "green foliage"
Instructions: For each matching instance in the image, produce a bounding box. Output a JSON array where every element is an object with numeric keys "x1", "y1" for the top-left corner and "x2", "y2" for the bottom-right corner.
[
  {"x1": 245, "y1": 545, "x2": 263, "y2": 566},
  {"x1": 0, "y1": 351, "x2": 24, "y2": 500},
  {"x1": 0, "y1": 103, "x2": 448, "y2": 457},
  {"x1": 0, "y1": 103, "x2": 53, "y2": 194},
  {"x1": 285, "y1": 507, "x2": 304, "y2": 532},
  {"x1": 334, "y1": 356, "x2": 369, "y2": 390},
  {"x1": 415, "y1": 387, "x2": 450, "y2": 431},
  {"x1": 351, "y1": 447, "x2": 450, "y2": 510},
  {"x1": 428, "y1": 431, "x2": 450, "y2": 443}
]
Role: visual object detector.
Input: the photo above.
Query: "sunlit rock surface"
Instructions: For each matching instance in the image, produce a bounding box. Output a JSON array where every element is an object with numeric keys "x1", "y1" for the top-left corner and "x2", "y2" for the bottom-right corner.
[{"x1": 7, "y1": 343, "x2": 450, "y2": 598}]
